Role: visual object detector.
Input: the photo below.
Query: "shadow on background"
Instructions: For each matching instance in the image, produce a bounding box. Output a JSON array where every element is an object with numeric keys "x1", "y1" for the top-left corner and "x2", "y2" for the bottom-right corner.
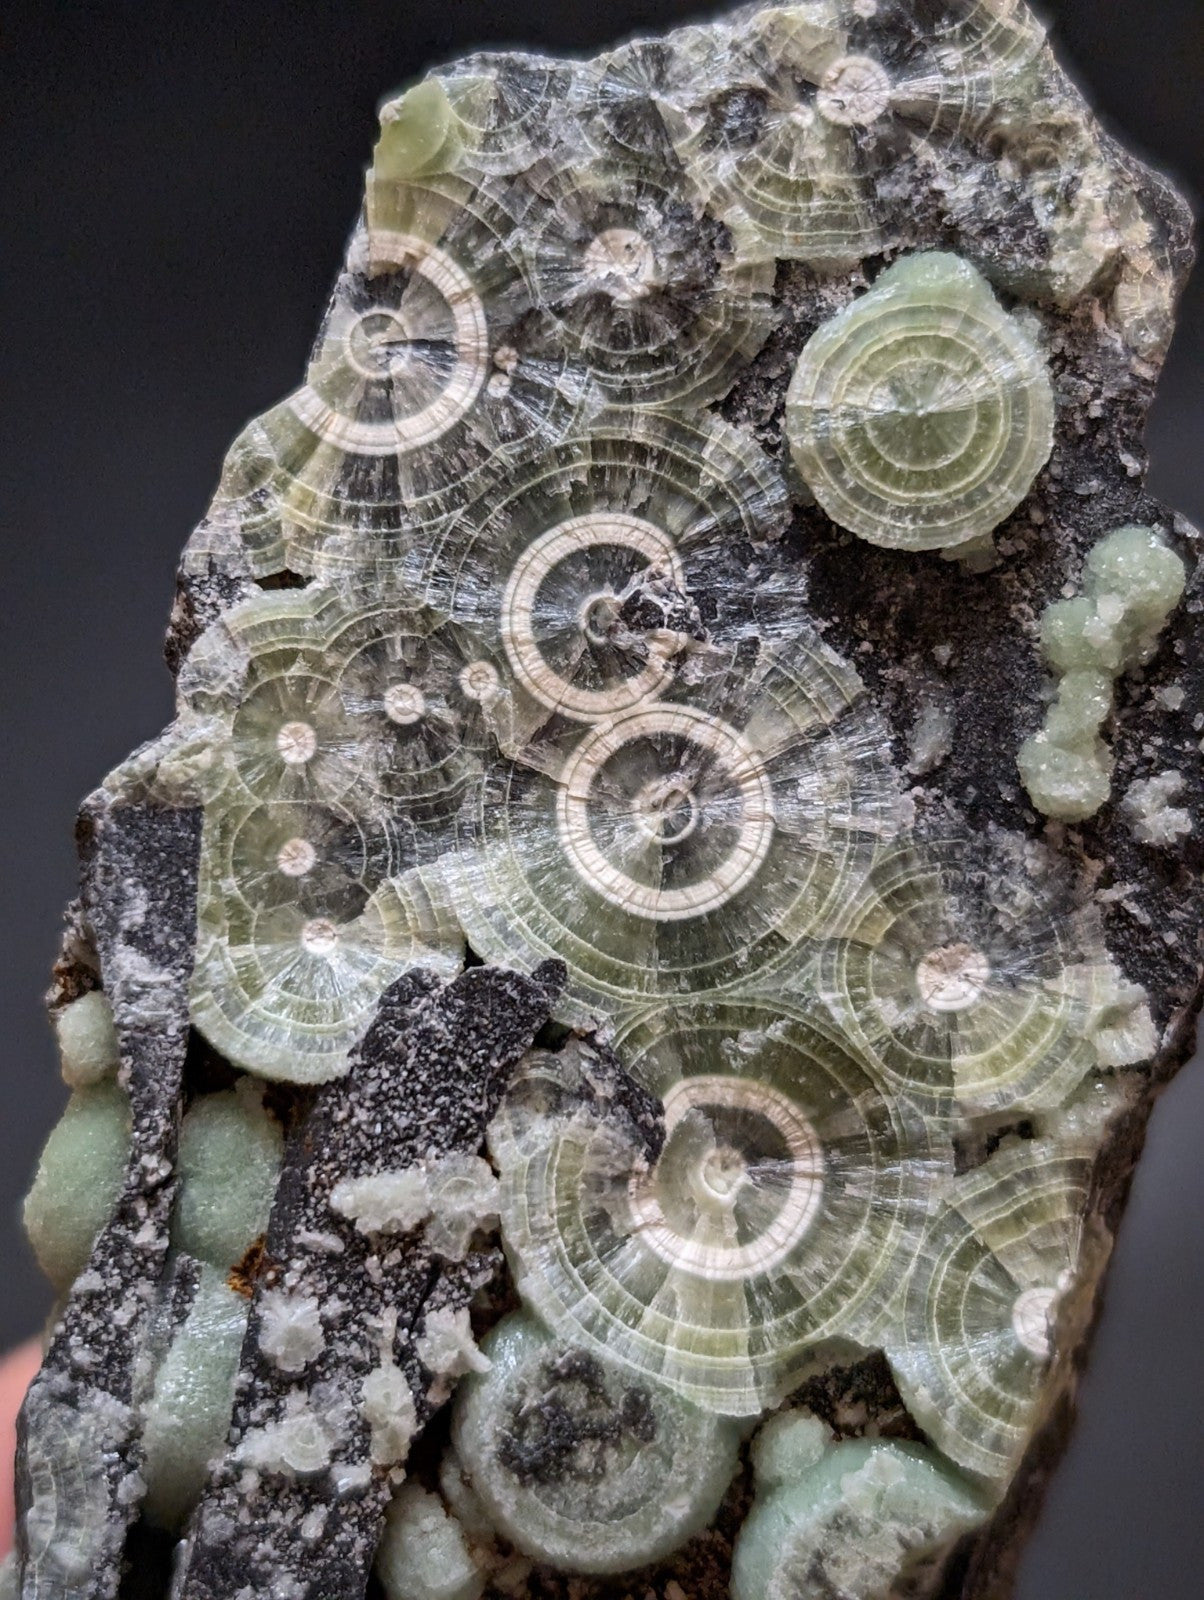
[{"x1": 0, "y1": 3, "x2": 1200, "y2": 1594}]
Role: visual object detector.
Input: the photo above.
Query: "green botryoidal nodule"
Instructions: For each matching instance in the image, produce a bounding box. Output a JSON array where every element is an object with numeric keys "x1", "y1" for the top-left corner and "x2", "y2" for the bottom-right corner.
[{"x1": 786, "y1": 252, "x2": 1055, "y2": 553}]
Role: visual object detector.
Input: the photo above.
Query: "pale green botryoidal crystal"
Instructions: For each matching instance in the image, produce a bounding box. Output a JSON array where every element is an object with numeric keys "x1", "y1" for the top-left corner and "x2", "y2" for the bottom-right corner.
[
  {"x1": 53, "y1": 991, "x2": 120, "y2": 1088},
  {"x1": 140, "y1": 1266, "x2": 250, "y2": 1532},
  {"x1": 1018, "y1": 524, "x2": 1187, "y2": 821},
  {"x1": 169, "y1": 1081, "x2": 283, "y2": 1268},
  {"x1": 786, "y1": 252, "x2": 1055, "y2": 552},
  {"x1": 732, "y1": 1431, "x2": 984, "y2": 1600},
  {"x1": 375, "y1": 1483, "x2": 486, "y2": 1600},
  {"x1": 23, "y1": 1081, "x2": 130, "y2": 1293},
  {"x1": 448, "y1": 1311, "x2": 742, "y2": 1574}
]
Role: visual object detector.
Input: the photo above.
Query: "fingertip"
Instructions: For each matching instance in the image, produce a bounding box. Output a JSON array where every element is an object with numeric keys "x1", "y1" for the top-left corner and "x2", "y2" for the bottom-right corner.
[{"x1": 0, "y1": 1340, "x2": 43, "y2": 1561}]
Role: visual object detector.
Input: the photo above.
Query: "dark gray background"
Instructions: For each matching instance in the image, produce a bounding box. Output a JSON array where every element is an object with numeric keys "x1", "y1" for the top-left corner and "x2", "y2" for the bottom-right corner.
[{"x1": 1, "y1": 3, "x2": 1200, "y2": 1593}]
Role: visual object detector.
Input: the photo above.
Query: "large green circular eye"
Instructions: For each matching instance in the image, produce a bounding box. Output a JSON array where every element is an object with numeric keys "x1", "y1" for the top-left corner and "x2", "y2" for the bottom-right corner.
[
  {"x1": 449, "y1": 1312, "x2": 741, "y2": 1574},
  {"x1": 786, "y1": 253, "x2": 1055, "y2": 551},
  {"x1": 490, "y1": 1004, "x2": 946, "y2": 1415},
  {"x1": 190, "y1": 801, "x2": 463, "y2": 1082},
  {"x1": 885, "y1": 1141, "x2": 1091, "y2": 1484},
  {"x1": 817, "y1": 840, "x2": 1101, "y2": 1116}
]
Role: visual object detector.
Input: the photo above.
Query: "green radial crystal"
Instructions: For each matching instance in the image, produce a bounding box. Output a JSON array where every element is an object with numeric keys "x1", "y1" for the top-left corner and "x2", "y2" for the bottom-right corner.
[
  {"x1": 491, "y1": 1009, "x2": 947, "y2": 1416},
  {"x1": 450, "y1": 1311, "x2": 742, "y2": 1573},
  {"x1": 885, "y1": 1139, "x2": 1092, "y2": 1484},
  {"x1": 786, "y1": 252, "x2": 1055, "y2": 551}
]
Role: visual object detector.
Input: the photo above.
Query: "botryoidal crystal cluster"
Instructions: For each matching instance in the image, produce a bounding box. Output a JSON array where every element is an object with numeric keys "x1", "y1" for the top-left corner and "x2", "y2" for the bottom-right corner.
[{"x1": 9, "y1": 4, "x2": 1202, "y2": 1599}]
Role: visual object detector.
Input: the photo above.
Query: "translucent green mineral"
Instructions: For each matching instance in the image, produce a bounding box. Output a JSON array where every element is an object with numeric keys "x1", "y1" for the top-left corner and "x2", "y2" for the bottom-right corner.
[
  {"x1": 1018, "y1": 525, "x2": 1187, "y2": 821},
  {"x1": 169, "y1": 1082, "x2": 283, "y2": 1268},
  {"x1": 786, "y1": 252, "x2": 1055, "y2": 552},
  {"x1": 140, "y1": 1265, "x2": 250, "y2": 1531},
  {"x1": 732, "y1": 1436, "x2": 984, "y2": 1600},
  {"x1": 374, "y1": 80, "x2": 461, "y2": 182},
  {"x1": 23, "y1": 1082, "x2": 130, "y2": 1292},
  {"x1": 450, "y1": 1311, "x2": 742, "y2": 1572},
  {"x1": 375, "y1": 1484, "x2": 486, "y2": 1600},
  {"x1": 53, "y1": 991, "x2": 120, "y2": 1088}
]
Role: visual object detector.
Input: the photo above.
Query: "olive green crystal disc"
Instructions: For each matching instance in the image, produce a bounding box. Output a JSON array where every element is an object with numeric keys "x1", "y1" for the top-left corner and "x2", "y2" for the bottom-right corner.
[
  {"x1": 786, "y1": 252, "x2": 1055, "y2": 551},
  {"x1": 886, "y1": 1140, "x2": 1091, "y2": 1483},
  {"x1": 491, "y1": 1011, "x2": 946, "y2": 1415},
  {"x1": 817, "y1": 840, "x2": 1103, "y2": 1116}
]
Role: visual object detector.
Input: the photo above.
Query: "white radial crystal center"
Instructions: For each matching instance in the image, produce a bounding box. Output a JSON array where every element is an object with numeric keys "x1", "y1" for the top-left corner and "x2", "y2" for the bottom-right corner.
[
  {"x1": 1011, "y1": 1285, "x2": 1059, "y2": 1361},
  {"x1": 583, "y1": 228, "x2": 658, "y2": 303},
  {"x1": 556, "y1": 704, "x2": 776, "y2": 921},
  {"x1": 915, "y1": 942, "x2": 992, "y2": 1012},
  {"x1": 276, "y1": 720, "x2": 318, "y2": 766},
  {"x1": 344, "y1": 307, "x2": 413, "y2": 380},
  {"x1": 459, "y1": 660, "x2": 501, "y2": 703},
  {"x1": 816, "y1": 56, "x2": 892, "y2": 127},
  {"x1": 300, "y1": 917, "x2": 340, "y2": 957},
  {"x1": 628, "y1": 1076, "x2": 825, "y2": 1282},
  {"x1": 383, "y1": 682, "x2": 426, "y2": 725},
  {"x1": 290, "y1": 230, "x2": 489, "y2": 454},
  {"x1": 581, "y1": 593, "x2": 621, "y2": 646},
  {"x1": 276, "y1": 837, "x2": 318, "y2": 878},
  {"x1": 632, "y1": 778, "x2": 700, "y2": 845},
  {"x1": 501, "y1": 513, "x2": 686, "y2": 718}
]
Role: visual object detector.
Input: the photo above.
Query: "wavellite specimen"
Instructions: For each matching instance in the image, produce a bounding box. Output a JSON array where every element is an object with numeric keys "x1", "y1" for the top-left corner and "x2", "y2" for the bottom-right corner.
[{"x1": 13, "y1": 4, "x2": 1203, "y2": 1600}]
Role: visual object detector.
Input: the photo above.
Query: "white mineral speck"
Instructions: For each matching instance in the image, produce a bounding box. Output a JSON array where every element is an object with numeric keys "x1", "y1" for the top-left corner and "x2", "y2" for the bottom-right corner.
[
  {"x1": 416, "y1": 1307, "x2": 490, "y2": 1394},
  {"x1": 362, "y1": 1361, "x2": 418, "y2": 1467},
  {"x1": 257, "y1": 1290, "x2": 326, "y2": 1374},
  {"x1": 330, "y1": 1168, "x2": 431, "y2": 1235},
  {"x1": 1121, "y1": 770, "x2": 1193, "y2": 847},
  {"x1": 236, "y1": 1406, "x2": 334, "y2": 1476}
]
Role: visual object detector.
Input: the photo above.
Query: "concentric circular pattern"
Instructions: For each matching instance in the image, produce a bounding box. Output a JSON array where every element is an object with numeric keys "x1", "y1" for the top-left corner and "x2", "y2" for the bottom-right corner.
[
  {"x1": 699, "y1": 102, "x2": 883, "y2": 269},
  {"x1": 786, "y1": 252, "x2": 1055, "y2": 551},
  {"x1": 450, "y1": 1312, "x2": 742, "y2": 1573},
  {"x1": 190, "y1": 801, "x2": 463, "y2": 1082},
  {"x1": 886, "y1": 1142, "x2": 1091, "y2": 1483},
  {"x1": 816, "y1": 841, "x2": 1100, "y2": 1115},
  {"x1": 181, "y1": 588, "x2": 501, "y2": 831},
  {"x1": 500, "y1": 512, "x2": 688, "y2": 720},
  {"x1": 854, "y1": 1, "x2": 1046, "y2": 141},
  {"x1": 440, "y1": 640, "x2": 900, "y2": 1020},
  {"x1": 555, "y1": 704, "x2": 776, "y2": 921},
  {"x1": 20, "y1": 1396, "x2": 119, "y2": 1591},
  {"x1": 656, "y1": 5, "x2": 1044, "y2": 273},
  {"x1": 419, "y1": 408, "x2": 789, "y2": 644},
  {"x1": 322, "y1": 602, "x2": 507, "y2": 827},
  {"x1": 523, "y1": 160, "x2": 773, "y2": 407},
  {"x1": 291, "y1": 233, "x2": 490, "y2": 456},
  {"x1": 491, "y1": 1004, "x2": 945, "y2": 1415},
  {"x1": 220, "y1": 180, "x2": 587, "y2": 582},
  {"x1": 431, "y1": 54, "x2": 575, "y2": 176},
  {"x1": 567, "y1": 37, "x2": 696, "y2": 165}
]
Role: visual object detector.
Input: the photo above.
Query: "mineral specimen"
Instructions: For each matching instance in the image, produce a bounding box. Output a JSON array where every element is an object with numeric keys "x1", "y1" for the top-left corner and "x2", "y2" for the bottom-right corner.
[{"x1": 10, "y1": 3, "x2": 1201, "y2": 1599}]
